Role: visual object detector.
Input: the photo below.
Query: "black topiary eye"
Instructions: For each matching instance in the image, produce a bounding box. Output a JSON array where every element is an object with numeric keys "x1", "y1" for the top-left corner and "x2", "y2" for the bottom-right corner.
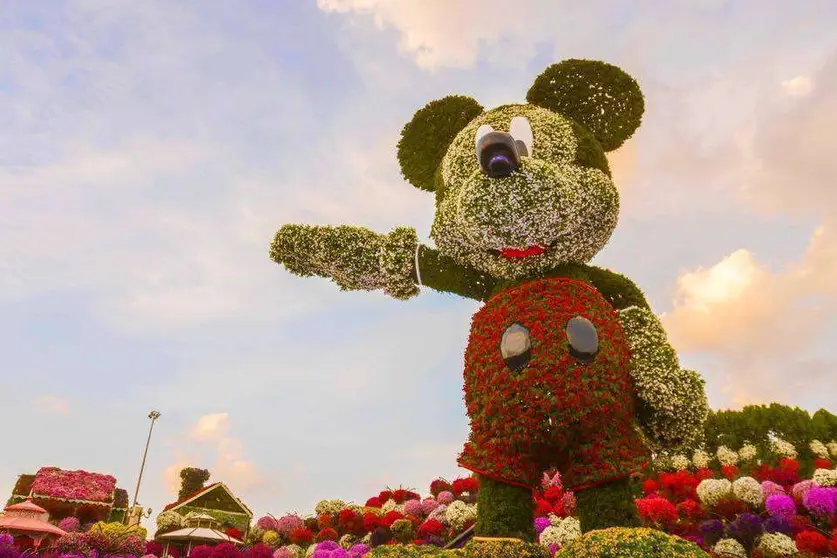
[
  {"x1": 501, "y1": 323, "x2": 531, "y2": 372},
  {"x1": 566, "y1": 316, "x2": 598, "y2": 364}
]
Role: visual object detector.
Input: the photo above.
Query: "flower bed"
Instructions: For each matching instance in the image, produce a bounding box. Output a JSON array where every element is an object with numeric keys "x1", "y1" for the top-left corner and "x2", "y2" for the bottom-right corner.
[{"x1": 30, "y1": 467, "x2": 117, "y2": 504}]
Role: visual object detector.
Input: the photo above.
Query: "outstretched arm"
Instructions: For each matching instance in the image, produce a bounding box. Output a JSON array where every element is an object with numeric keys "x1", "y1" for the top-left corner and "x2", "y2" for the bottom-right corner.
[
  {"x1": 587, "y1": 266, "x2": 709, "y2": 451},
  {"x1": 270, "y1": 224, "x2": 419, "y2": 300},
  {"x1": 270, "y1": 224, "x2": 495, "y2": 301}
]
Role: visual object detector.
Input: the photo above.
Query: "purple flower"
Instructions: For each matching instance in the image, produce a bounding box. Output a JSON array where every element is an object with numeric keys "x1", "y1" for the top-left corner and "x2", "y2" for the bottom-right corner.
[
  {"x1": 534, "y1": 516, "x2": 551, "y2": 535},
  {"x1": 312, "y1": 551, "x2": 330, "y2": 558},
  {"x1": 403, "y1": 499, "x2": 423, "y2": 517},
  {"x1": 725, "y1": 513, "x2": 763, "y2": 550},
  {"x1": 421, "y1": 498, "x2": 439, "y2": 515},
  {"x1": 0, "y1": 542, "x2": 21, "y2": 558},
  {"x1": 760, "y1": 481, "x2": 785, "y2": 498},
  {"x1": 791, "y1": 480, "x2": 814, "y2": 501},
  {"x1": 275, "y1": 515, "x2": 304, "y2": 536},
  {"x1": 763, "y1": 516, "x2": 792, "y2": 536},
  {"x1": 0, "y1": 536, "x2": 13, "y2": 547},
  {"x1": 436, "y1": 491, "x2": 454, "y2": 505},
  {"x1": 315, "y1": 541, "x2": 340, "y2": 552},
  {"x1": 58, "y1": 517, "x2": 81, "y2": 533},
  {"x1": 256, "y1": 516, "x2": 279, "y2": 531},
  {"x1": 547, "y1": 543, "x2": 560, "y2": 556},
  {"x1": 765, "y1": 494, "x2": 796, "y2": 518},
  {"x1": 330, "y1": 551, "x2": 348, "y2": 558},
  {"x1": 423, "y1": 535, "x2": 444, "y2": 547},
  {"x1": 802, "y1": 486, "x2": 837, "y2": 517},
  {"x1": 699, "y1": 519, "x2": 724, "y2": 546},
  {"x1": 348, "y1": 544, "x2": 370, "y2": 557}
]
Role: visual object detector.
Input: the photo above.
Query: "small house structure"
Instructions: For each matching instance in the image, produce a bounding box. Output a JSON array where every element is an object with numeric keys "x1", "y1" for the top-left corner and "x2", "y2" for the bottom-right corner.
[
  {"x1": 160, "y1": 483, "x2": 252, "y2": 536},
  {"x1": 155, "y1": 512, "x2": 243, "y2": 557},
  {"x1": 0, "y1": 498, "x2": 66, "y2": 550}
]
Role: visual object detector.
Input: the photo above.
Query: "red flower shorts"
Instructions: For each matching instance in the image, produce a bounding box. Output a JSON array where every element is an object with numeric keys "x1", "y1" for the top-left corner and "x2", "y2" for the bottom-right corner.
[{"x1": 457, "y1": 277, "x2": 650, "y2": 491}]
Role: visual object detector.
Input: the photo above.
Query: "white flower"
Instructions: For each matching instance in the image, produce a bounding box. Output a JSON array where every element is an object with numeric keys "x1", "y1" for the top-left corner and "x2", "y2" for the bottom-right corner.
[
  {"x1": 314, "y1": 499, "x2": 345, "y2": 516},
  {"x1": 428, "y1": 503, "x2": 448, "y2": 524},
  {"x1": 810, "y1": 439, "x2": 829, "y2": 459},
  {"x1": 444, "y1": 500, "x2": 476, "y2": 530},
  {"x1": 279, "y1": 545, "x2": 304, "y2": 558},
  {"x1": 827, "y1": 441, "x2": 837, "y2": 458},
  {"x1": 732, "y1": 477, "x2": 763, "y2": 506},
  {"x1": 770, "y1": 438, "x2": 798, "y2": 459},
  {"x1": 381, "y1": 499, "x2": 397, "y2": 513},
  {"x1": 697, "y1": 478, "x2": 733, "y2": 507},
  {"x1": 547, "y1": 513, "x2": 562, "y2": 526},
  {"x1": 539, "y1": 517, "x2": 581, "y2": 547},
  {"x1": 738, "y1": 444, "x2": 757, "y2": 462},
  {"x1": 692, "y1": 450, "x2": 711, "y2": 469},
  {"x1": 717, "y1": 445, "x2": 739, "y2": 466},
  {"x1": 812, "y1": 468, "x2": 837, "y2": 487},
  {"x1": 758, "y1": 532, "x2": 798, "y2": 556},
  {"x1": 713, "y1": 538, "x2": 747, "y2": 558},
  {"x1": 619, "y1": 306, "x2": 708, "y2": 450},
  {"x1": 671, "y1": 454, "x2": 691, "y2": 471}
]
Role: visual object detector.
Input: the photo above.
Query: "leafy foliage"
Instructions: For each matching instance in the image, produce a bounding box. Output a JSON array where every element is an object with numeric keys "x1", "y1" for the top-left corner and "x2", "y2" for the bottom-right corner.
[
  {"x1": 179, "y1": 467, "x2": 211, "y2": 500},
  {"x1": 397, "y1": 96, "x2": 483, "y2": 192},
  {"x1": 526, "y1": 59, "x2": 644, "y2": 151}
]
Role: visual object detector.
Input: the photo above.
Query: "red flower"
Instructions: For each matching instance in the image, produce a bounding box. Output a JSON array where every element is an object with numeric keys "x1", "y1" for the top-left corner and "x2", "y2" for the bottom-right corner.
[
  {"x1": 452, "y1": 477, "x2": 479, "y2": 496},
  {"x1": 779, "y1": 458, "x2": 799, "y2": 472},
  {"x1": 543, "y1": 486, "x2": 563, "y2": 503},
  {"x1": 642, "y1": 479, "x2": 659, "y2": 495},
  {"x1": 635, "y1": 496, "x2": 677, "y2": 526},
  {"x1": 720, "y1": 465, "x2": 739, "y2": 480},
  {"x1": 789, "y1": 515, "x2": 814, "y2": 536},
  {"x1": 391, "y1": 489, "x2": 408, "y2": 503},
  {"x1": 795, "y1": 530, "x2": 830, "y2": 554},
  {"x1": 534, "y1": 499, "x2": 553, "y2": 517},
  {"x1": 289, "y1": 527, "x2": 313, "y2": 545},
  {"x1": 365, "y1": 497, "x2": 382, "y2": 508},
  {"x1": 676, "y1": 498, "x2": 703, "y2": 520},
  {"x1": 417, "y1": 519, "x2": 445, "y2": 538},
  {"x1": 430, "y1": 479, "x2": 452, "y2": 496},
  {"x1": 381, "y1": 511, "x2": 405, "y2": 528},
  {"x1": 223, "y1": 528, "x2": 242, "y2": 539},
  {"x1": 378, "y1": 490, "x2": 393, "y2": 502},
  {"x1": 813, "y1": 458, "x2": 832, "y2": 470},
  {"x1": 362, "y1": 512, "x2": 380, "y2": 532},
  {"x1": 317, "y1": 514, "x2": 333, "y2": 530},
  {"x1": 695, "y1": 468, "x2": 714, "y2": 481}
]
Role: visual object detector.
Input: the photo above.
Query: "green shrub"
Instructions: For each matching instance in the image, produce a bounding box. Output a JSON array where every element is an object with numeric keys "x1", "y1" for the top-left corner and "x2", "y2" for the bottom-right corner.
[{"x1": 554, "y1": 527, "x2": 708, "y2": 557}]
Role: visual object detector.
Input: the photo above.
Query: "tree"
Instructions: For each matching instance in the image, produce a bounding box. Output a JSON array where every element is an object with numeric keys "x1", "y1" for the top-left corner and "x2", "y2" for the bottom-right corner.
[{"x1": 179, "y1": 468, "x2": 211, "y2": 500}]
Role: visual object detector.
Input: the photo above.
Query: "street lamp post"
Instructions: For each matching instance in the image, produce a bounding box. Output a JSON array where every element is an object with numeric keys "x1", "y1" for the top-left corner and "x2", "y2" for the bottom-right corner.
[{"x1": 131, "y1": 411, "x2": 161, "y2": 514}]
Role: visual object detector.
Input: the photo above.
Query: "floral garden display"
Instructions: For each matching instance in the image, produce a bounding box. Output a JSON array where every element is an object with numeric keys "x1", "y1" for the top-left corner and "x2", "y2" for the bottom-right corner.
[
  {"x1": 269, "y1": 58, "x2": 709, "y2": 553},
  {"x1": 6, "y1": 467, "x2": 129, "y2": 525}
]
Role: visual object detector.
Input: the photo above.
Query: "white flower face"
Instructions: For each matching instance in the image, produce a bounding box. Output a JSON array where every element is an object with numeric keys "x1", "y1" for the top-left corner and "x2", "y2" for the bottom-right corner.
[{"x1": 432, "y1": 104, "x2": 619, "y2": 280}]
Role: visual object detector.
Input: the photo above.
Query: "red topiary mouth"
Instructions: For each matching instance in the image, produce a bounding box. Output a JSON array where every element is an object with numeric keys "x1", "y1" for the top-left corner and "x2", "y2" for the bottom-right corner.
[{"x1": 498, "y1": 245, "x2": 546, "y2": 259}]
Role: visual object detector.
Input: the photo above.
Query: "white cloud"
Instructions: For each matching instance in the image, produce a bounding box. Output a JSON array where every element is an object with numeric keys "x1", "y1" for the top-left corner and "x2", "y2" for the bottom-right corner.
[
  {"x1": 781, "y1": 75, "x2": 814, "y2": 97},
  {"x1": 33, "y1": 395, "x2": 70, "y2": 415},
  {"x1": 190, "y1": 413, "x2": 231, "y2": 442}
]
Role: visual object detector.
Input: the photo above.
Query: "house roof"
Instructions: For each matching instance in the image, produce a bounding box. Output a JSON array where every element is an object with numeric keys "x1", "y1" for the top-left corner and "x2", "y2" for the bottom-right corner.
[
  {"x1": 155, "y1": 527, "x2": 243, "y2": 544},
  {"x1": 162, "y1": 483, "x2": 252, "y2": 517},
  {"x1": 0, "y1": 498, "x2": 66, "y2": 538}
]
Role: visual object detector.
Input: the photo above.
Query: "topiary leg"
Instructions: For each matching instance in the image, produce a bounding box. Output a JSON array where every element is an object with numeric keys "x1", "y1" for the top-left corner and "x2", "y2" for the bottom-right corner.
[
  {"x1": 574, "y1": 477, "x2": 639, "y2": 532},
  {"x1": 473, "y1": 475, "x2": 536, "y2": 541}
]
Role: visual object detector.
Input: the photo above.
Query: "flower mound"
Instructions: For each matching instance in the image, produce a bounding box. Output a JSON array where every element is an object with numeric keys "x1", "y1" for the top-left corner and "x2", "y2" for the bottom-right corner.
[
  {"x1": 555, "y1": 527, "x2": 706, "y2": 557},
  {"x1": 31, "y1": 467, "x2": 117, "y2": 502}
]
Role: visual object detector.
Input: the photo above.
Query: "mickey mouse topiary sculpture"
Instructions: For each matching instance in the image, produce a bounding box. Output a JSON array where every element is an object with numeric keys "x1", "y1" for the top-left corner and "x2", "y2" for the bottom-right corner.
[{"x1": 270, "y1": 59, "x2": 709, "y2": 543}]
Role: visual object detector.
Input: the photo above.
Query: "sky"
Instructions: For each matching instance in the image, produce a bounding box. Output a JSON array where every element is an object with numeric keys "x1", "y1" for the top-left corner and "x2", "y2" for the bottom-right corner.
[{"x1": 2, "y1": 0, "x2": 837, "y2": 533}]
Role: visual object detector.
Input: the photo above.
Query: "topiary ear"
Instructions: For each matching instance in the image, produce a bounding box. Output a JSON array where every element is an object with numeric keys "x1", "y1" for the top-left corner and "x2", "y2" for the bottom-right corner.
[
  {"x1": 397, "y1": 95, "x2": 483, "y2": 192},
  {"x1": 526, "y1": 59, "x2": 644, "y2": 152}
]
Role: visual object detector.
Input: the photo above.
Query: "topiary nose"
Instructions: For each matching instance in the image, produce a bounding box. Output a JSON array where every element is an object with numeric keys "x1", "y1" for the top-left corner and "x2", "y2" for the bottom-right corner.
[{"x1": 476, "y1": 131, "x2": 520, "y2": 178}]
